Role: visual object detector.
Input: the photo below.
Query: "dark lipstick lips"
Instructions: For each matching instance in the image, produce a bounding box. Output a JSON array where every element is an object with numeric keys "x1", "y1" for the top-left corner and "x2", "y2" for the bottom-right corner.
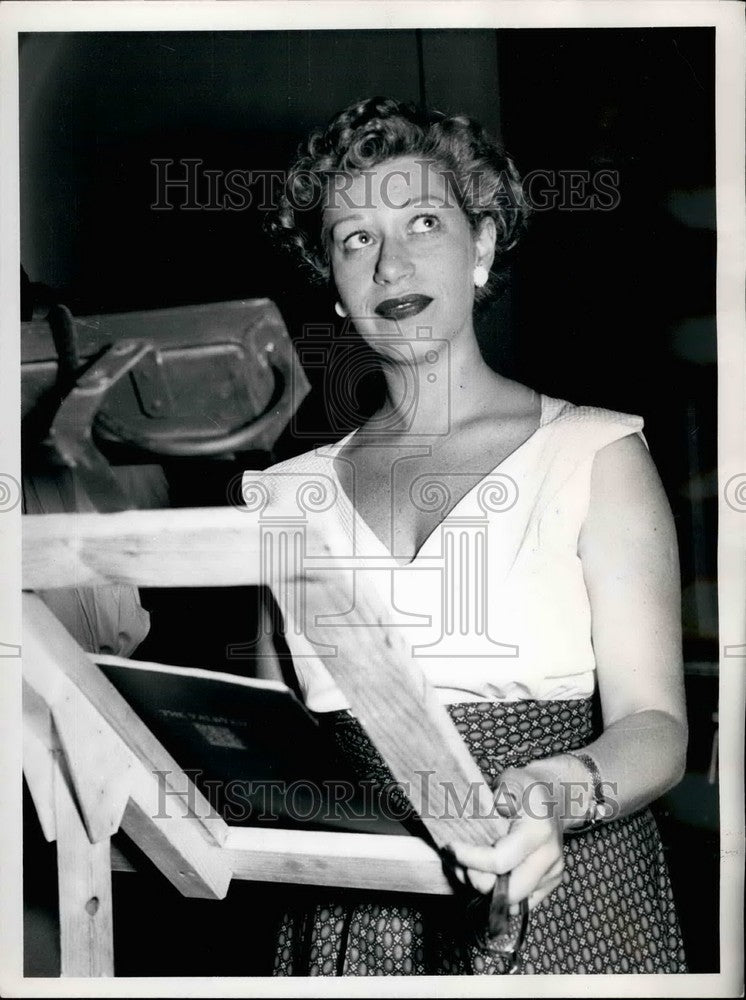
[{"x1": 374, "y1": 295, "x2": 433, "y2": 320}]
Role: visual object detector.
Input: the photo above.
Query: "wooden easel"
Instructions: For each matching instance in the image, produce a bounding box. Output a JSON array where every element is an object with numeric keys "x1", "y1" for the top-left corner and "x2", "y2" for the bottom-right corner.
[{"x1": 22, "y1": 506, "x2": 507, "y2": 976}]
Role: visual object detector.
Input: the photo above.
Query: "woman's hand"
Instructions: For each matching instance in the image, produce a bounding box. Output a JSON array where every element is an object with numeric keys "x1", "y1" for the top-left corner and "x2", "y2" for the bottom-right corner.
[{"x1": 445, "y1": 763, "x2": 569, "y2": 914}]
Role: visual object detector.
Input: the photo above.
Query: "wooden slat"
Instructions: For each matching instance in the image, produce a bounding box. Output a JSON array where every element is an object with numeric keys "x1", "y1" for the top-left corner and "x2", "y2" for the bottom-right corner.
[
  {"x1": 302, "y1": 576, "x2": 508, "y2": 850},
  {"x1": 23, "y1": 710, "x2": 58, "y2": 843},
  {"x1": 23, "y1": 594, "x2": 228, "y2": 849},
  {"x1": 22, "y1": 507, "x2": 267, "y2": 590},
  {"x1": 110, "y1": 843, "x2": 136, "y2": 873},
  {"x1": 51, "y1": 690, "x2": 134, "y2": 846},
  {"x1": 111, "y1": 828, "x2": 456, "y2": 895},
  {"x1": 223, "y1": 827, "x2": 454, "y2": 894},
  {"x1": 23, "y1": 680, "x2": 60, "y2": 841},
  {"x1": 54, "y1": 753, "x2": 114, "y2": 977},
  {"x1": 119, "y1": 798, "x2": 229, "y2": 901},
  {"x1": 23, "y1": 594, "x2": 233, "y2": 901}
]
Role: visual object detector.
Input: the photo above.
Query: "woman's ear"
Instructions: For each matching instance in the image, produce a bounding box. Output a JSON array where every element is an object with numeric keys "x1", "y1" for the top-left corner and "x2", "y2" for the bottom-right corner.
[{"x1": 474, "y1": 216, "x2": 497, "y2": 272}]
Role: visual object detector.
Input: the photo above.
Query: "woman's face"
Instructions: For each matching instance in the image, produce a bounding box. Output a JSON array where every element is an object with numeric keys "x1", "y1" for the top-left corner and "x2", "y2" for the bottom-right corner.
[{"x1": 323, "y1": 156, "x2": 496, "y2": 354}]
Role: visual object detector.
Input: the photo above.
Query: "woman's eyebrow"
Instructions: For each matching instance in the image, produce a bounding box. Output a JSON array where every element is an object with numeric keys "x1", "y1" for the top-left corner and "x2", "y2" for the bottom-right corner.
[
  {"x1": 399, "y1": 195, "x2": 450, "y2": 209},
  {"x1": 324, "y1": 197, "x2": 449, "y2": 239},
  {"x1": 325, "y1": 214, "x2": 364, "y2": 237}
]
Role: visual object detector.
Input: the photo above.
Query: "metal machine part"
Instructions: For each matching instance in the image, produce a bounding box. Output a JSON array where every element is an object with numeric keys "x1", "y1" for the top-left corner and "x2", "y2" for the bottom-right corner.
[{"x1": 22, "y1": 299, "x2": 311, "y2": 508}]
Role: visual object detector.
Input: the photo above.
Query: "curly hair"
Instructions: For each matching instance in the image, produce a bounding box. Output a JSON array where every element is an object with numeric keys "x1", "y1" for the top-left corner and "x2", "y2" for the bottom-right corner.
[{"x1": 267, "y1": 96, "x2": 529, "y2": 303}]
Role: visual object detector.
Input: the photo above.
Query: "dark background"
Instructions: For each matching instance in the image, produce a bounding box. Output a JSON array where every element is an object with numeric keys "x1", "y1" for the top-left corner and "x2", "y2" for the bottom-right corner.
[{"x1": 20, "y1": 28, "x2": 719, "y2": 975}]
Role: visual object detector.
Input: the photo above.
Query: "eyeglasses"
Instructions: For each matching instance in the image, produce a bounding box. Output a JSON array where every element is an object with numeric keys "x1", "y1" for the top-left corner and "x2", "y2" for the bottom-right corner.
[{"x1": 466, "y1": 872, "x2": 530, "y2": 974}]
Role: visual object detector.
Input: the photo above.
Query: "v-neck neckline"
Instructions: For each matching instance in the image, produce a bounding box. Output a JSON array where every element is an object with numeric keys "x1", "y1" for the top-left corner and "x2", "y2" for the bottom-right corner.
[{"x1": 331, "y1": 393, "x2": 550, "y2": 568}]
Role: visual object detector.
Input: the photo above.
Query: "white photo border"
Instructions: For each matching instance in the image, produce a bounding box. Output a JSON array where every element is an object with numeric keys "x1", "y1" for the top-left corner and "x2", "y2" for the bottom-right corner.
[{"x1": 0, "y1": 2, "x2": 743, "y2": 997}]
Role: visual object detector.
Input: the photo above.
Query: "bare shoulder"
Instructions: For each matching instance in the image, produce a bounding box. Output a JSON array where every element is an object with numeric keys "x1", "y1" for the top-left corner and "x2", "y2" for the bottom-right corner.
[
  {"x1": 579, "y1": 432, "x2": 677, "y2": 555},
  {"x1": 577, "y1": 429, "x2": 684, "y2": 727}
]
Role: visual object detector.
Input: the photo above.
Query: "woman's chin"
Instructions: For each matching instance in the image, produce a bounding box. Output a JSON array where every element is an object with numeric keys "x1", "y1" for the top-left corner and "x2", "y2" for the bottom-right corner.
[{"x1": 363, "y1": 316, "x2": 444, "y2": 347}]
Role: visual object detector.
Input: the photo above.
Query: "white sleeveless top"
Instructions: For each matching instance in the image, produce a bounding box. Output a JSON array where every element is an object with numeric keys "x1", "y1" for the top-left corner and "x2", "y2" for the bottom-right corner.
[{"x1": 242, "y1": 395, "x2": 645, "y2": 713}]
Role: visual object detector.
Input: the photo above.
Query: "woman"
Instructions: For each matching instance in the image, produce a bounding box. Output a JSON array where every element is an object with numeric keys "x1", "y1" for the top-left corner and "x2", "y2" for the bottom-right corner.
[{"x1": 249, "y1": 97, "x2": 688, "y2": 975}]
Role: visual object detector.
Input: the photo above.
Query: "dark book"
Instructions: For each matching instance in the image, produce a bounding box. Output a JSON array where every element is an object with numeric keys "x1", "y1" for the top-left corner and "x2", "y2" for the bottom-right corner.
[{"x1": 94, "y1": 654, "x2": 408, "y2": 836}]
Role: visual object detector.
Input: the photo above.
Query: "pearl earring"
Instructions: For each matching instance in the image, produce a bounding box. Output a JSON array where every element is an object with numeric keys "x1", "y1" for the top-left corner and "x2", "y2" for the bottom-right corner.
[
  {"x1": 473, "y1": 264, "x2": 489, "y2": 289},
  {"x1": 334, "y1": 301, "x2": 347, "y2": 318}
]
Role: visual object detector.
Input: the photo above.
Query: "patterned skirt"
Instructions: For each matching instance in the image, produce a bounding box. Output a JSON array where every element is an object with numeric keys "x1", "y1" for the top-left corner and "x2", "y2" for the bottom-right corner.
[{"x1": 273, "y1": 699, "x2": 687, "y2": 976}]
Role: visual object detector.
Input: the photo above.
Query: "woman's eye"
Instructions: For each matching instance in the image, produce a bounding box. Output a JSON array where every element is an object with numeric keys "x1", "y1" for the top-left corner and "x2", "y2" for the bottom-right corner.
[
  {"x1": 410, "y1": 214, "x2": 440, "y2": 234},
  {"x1": 343, "y1": 231, "x2": 373, "y2": 251}
]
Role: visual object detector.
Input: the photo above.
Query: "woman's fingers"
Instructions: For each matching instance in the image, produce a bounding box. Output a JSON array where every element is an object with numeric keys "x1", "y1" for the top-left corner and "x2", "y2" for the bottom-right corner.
[
  {"x1": 465, "y1": 868, "x2": 497, "y2": 896},
  {"x1": 447, "y1": 814, "x2": 555, "y2": 876},
  {"x1": 447, "y1": 842, "x2": 507, "y2": 875},
  {"x1": 448, "y1": 864, "x2": 468, "y2": 886},
  {"x1": 443, "y1": 851, "x2": 496, "y2": 894},
  {"x1": 446, "y1": 832, "x2": 564, "y2": 906},
  {"x1": 508, "y1": 870, "x2": 564, "y2": 915},
  {"x1": 443, "y1": 766, "x2": 567, "y2": 911},
  {"x1": 501, "y1": 841, "x2": 562, "y2": 905},
  {"x1": 456, "y1": 851, "x2": 564, "y2": 912}
]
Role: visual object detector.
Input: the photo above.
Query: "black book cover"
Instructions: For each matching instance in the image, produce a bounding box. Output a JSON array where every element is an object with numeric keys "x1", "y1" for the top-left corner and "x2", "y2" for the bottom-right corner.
[{"x1": 94, "y1": 654, "x2": 408, "y2": 836}]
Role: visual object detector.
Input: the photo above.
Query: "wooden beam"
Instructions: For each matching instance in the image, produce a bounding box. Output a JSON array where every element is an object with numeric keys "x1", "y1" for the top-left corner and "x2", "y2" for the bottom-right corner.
[
  {"x1": 23, "y1": 723, "x2": 58, "y2": 843},
  {"x1": 23, "y1": 680, "x2": 59, "y2": 842},
  {"x1": 23, "y1": 594, "x2": 233, "y2": 901},
  {"x1": 302, "y1": 576, "x2": 508, "y2": 850},
  {"x1": 111, "y1": 827, "x2": 456, "y2": 895},
  {"x1": 222, "y1": 827, "x2": 454, "y2": 895},
  {"x1": 23, "y1": 594, "x2": 228, "y2": 848},
  {"x1": 54, "y1": 752, "x2": 114, "y2": 977},
  {"x1": 110, "y1": 842, "x2": 136, "y2": 873},
  {"x1": 119, "y1": 798, "x2": 229, "y2": 901},
  {"x1": 22, "y1": 507, "x2": 267, "y2": 590}
]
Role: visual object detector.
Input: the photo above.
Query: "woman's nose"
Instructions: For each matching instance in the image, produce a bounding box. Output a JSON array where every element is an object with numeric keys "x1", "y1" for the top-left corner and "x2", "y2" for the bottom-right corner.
[{"x1": 373, "y1": 238, "x2": 414, "y2": 285}]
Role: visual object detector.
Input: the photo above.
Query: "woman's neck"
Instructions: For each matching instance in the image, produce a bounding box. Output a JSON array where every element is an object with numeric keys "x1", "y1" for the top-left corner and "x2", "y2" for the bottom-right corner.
[{"x1": 365, "y1": 331, "x2": 518, "y2": 440}]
